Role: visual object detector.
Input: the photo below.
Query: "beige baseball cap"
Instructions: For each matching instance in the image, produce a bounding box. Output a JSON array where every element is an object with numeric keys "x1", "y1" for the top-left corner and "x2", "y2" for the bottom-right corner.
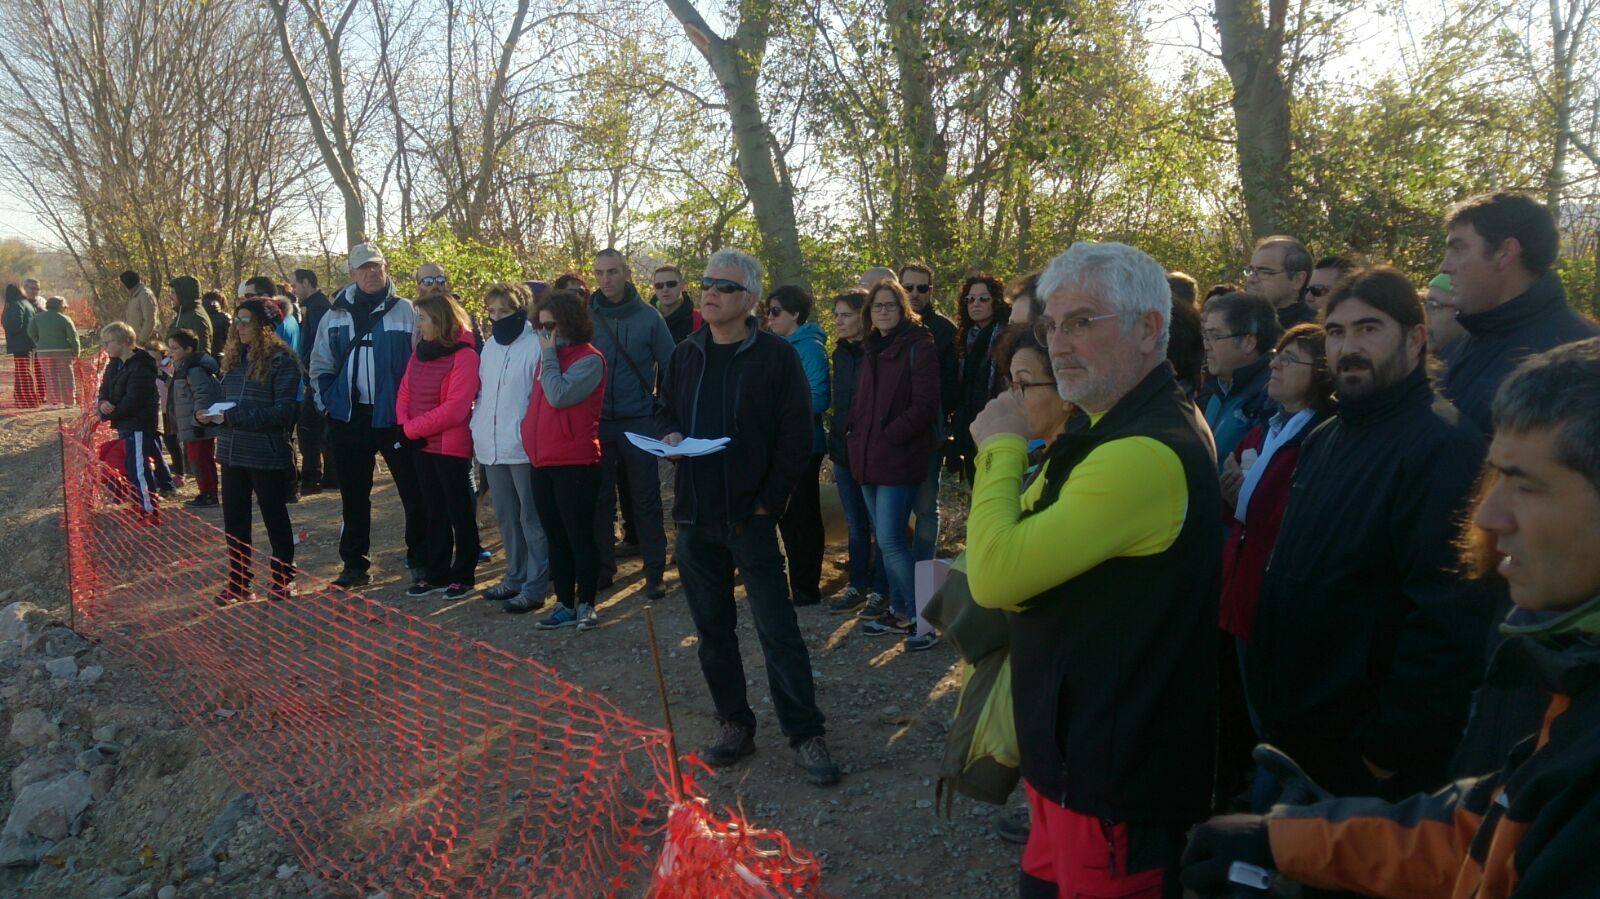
[{"x1": 348, "y1": 242, "x2": 387, "y2": 272}]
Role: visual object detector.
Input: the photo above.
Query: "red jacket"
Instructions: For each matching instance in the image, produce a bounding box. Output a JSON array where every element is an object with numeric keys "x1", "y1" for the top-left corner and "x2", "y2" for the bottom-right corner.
[
  {"x1": 1219, "y1": 410, "x2": 1325, "y2": 640},
  {"x1": 521, "y1": 342, "x2": 605, "y2": 468},
  {"x1": 846, "y1": 323, "x2": 940, "y2": 485},
  {"x1": 397, "y1": 335, "x2": 479, "y2": 458}
]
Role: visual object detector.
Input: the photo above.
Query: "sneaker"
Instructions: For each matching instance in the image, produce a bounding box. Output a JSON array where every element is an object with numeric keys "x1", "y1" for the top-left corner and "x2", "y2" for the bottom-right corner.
[
  {"x1": 792, "y1": 736, "x2": 841, "y2": 786},
  {"x1": 268, "y1": 583, "x2": 295, "y2": 603},
  {"x1": 212, "y1": 588, "x2": 254, "y2": 607},
  {"x1": 443, "y1": 583, "x2": 471, "y2": 600},
  {"x1": 286, "y1": 491, "x2": 301, "y2": 504},
  {"x1": 504, "y1": 595, "x2": 545, "y2": 615},
  {"x1": 535, "y1": 606, "x2": 579, "y2": 629},
  {"x1": 406, "y1": 580, "x2": 445, "y2": 598},
  {"x1": 482, "y1": 583, "x2": 520, "y2": 602},
  {"x1": 645, "y1": 580, "x2": 668, "y2": 600},
  {"x1": 827, "y1": 587, "x2": 866, "y2": 615},
  {"x1": 856, "y1": 592, "x2": 889, "y2": 620},
  {"x1": 159, "y1": 486, "x2": 178, "y2": 499},
  {"x1": 478, "y1": 548, "x2": 492, "y2": 563},
  {"x1": 995, "y1": 808, "x2": 1031, "y2": 845},
  {"x1": 861, "y1": 614, "x2": 914, "y2": 637},
  {"x1": 793, "y1": 592, "x2": 821, "y2": 608},
  {"x1": 575, "y1": 603, "x2": 598, "y2": 631},
  {"x1": 332, "y1": 569, "x2": 372, "y2": 590},
  {"x1": 904, "y1": 632, "x2": 940, "y2": 652},
  {"x1": 186, "y1": 493, "x2": 218, "y2": 508},
  {"x1": 700, "y1": 719, "x2": 756, "y2": 767}
]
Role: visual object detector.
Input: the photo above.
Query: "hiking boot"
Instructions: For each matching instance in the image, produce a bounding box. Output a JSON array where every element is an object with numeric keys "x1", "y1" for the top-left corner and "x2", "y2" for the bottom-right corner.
[
  {"x1": 406, "y1": 580, "x2": 445, "y2": 598},
  {"x1": 904, "y1": 632, "x2": 940, "y2": 652},
  {"x1": 482, "y1": 583, "x2": 520, "y2": 602},
  {"x1": 212, "y1": 588, "x2": 253, "y2": 607},
  {"x1": 792, "y1": 736, "x2": 841, "y2": 786},
  {"x1": 861, "y1": 614, "x2": 913, "y2": 637},
  {"x1": 701, "y1": 719, "x2": 756, "y2": 768},
  {"x1": 186, "y1": 493, "x2": 218, "y2": 508},
  {"x1": 504, "y1": 595, "x2": 546, "y2": 614},
  {"x1": 856, "y1": 592, "x2": 889, "y2": 620},
  {"x1": 535, "y1": 606, "x2": 579, "y2": 629},
  {"x1": 995, "y1": 808, "x2": 1031, "y2": 845},
  {"x1": 332, "y1": 569, "x2": 371, "y2": 590},
  {"x1": 645, "y1": 579, "x2": 668, "y2": 600},
  {"x1": 827, "y1": 587, "x2": 866, "y2": 615},
  {"x1": 575, "y1": 603, "x2": 599, "y2": 631},
  {"x1": 443, "y1": 583, "x2": 471, "y2": 600}
]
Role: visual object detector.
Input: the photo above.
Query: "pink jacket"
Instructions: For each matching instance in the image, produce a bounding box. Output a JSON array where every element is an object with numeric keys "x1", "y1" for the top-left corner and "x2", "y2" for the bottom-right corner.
[{"x1": 396, "y1": 334, "x2": 480, "y2": 458}]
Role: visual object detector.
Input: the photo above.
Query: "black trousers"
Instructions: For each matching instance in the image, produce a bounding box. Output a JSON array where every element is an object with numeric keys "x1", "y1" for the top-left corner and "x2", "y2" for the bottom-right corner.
[
  {"x1": 1215, "y1": 631, "x2": 1256, "y2": 812},
  {"x1": 676, "y1": 518, "x2": 826, "y2": 745},
  {"x1": 221, "y1": 464, "x2": 294, "y2": 593},
  {"x1": 593, "y1": 418, "x2": 667, "y2": 583},
  {"x1": 530, "y1": 464, "x2": 602, "y2": 610},
  {"x1": 777, "y1": 453, "x2": 824, "y2": 604},
  {"x1": 297, "y1": 398, "x2": 336, "y2": 489},
  {"x1": 413, "y1": 451, "x2": 480, "y2": 586},
  {"x1": 327, "y1": 404, "x2": 425, "y2": 574}
]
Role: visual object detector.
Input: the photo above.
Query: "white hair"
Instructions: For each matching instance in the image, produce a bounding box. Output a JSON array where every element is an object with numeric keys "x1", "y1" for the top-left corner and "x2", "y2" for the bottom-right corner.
[
  {"x1": 1038, "y1": 241, "x2": 1170, "y2": 353},
  {"x1": 858, "y1": 266, "x2": 896, "y2": 288},
  {"x1": 707, "y1": 248, "x2": 764, "y2": 297}
]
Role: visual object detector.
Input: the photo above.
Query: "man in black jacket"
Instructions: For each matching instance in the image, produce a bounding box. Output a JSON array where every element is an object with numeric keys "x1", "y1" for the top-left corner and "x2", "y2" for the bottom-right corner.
[
  {"x1": 897, "y1": 262, "x2": 956, "y2": 562},
  {"x1": 658, "y1": 247, "x2": 839, "y2": 787},
  {"x1": 293, "y1": 268, "x2": 336, "y2": 494},
  {"x1": 1439, "y1": 192, "x2": 1598, "y2": 436},
  {"x1": 96, "y1": 321, "x2": 168, "y2": 517},
  {"x1": 1246, "y1": 266, "x2": 1489, "y2": 806},
  {"x1": 649, "y1": 263, "x2": 701, "y2": 344}
]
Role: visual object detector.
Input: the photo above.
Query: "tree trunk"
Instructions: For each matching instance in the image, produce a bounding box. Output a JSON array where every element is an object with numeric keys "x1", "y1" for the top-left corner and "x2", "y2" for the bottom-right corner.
[
  {"x1": 1545, "y1": 0, "x2": 1572, "y2": 221},
  {"x1": 663, "y1": 0, "x2": 807, "y2": 289},
  {"x1": 886, "y1": 0, "x2": 955, "y2": 273},
  {"x1": 1215, "y1": 0, "x2": 1293, "y2": 238},
  {"x1": 465, "y1": 0, "x2": 533, "y2": 238}
]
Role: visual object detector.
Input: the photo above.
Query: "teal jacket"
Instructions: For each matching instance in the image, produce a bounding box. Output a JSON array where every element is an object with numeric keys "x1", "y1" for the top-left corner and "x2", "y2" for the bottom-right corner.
[{"x1": 783, "y1": 322, "x2": 831, "y2": 454}]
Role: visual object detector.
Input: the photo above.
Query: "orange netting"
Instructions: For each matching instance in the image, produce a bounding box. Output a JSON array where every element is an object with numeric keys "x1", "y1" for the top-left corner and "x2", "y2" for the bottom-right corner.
[
  {"x1": 0, "y1": 352, "x2": 103, "y2": 416},
  {"x1": 57, "y1": 417, "x2": 825, "y2": 898}
]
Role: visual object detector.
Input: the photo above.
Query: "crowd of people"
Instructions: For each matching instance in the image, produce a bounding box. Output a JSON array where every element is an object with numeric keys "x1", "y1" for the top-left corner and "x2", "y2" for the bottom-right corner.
[{"x1": 47, "y1": 187, "x2": 1600, "y2": 897}]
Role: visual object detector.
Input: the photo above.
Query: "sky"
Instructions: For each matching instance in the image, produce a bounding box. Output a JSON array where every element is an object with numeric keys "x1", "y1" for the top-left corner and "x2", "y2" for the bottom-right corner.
[{"x1": 0, "y1": 0, "x2": 1427, "y2": 254}]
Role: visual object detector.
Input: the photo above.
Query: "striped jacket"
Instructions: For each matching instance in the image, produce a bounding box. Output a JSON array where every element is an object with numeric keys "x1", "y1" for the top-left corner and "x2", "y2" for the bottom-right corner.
[
  {"x1": 1267, "y1": 596, "x2": 1600, "y2": 898},
  {"x1": 216, "y1": 347, "x2": 303, "y2": 470}
]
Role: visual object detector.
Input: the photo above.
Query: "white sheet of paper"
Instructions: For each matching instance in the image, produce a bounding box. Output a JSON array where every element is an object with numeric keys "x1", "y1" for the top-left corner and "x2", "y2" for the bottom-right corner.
[
  {"x1": 625, "y1": 432, "x2": 730, "y2": 458},
  {"x1": 204, "y1": 401, "x2": 237, "y2": 417}
]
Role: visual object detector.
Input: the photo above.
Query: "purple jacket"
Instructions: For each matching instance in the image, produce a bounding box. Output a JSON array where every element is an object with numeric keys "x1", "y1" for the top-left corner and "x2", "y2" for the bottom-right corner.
[{"x1": 846, "y1": 323, "x2": 939, "y2": 485}]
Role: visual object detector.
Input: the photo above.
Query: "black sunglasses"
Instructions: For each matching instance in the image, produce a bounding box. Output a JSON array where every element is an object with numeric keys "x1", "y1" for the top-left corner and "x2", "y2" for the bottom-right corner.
[
  {"x1": 700, "y1": 277, "x2": 745, "y2": 294},
  {"x1": 654, "y1": 280, "x2": 679, "y2": 290},
  {"x1": 536, "y1": 321, "x2": 558, "y2": 332},
  {"x1": 906, "y1": 283, "x2": 931, "y2": 294}
]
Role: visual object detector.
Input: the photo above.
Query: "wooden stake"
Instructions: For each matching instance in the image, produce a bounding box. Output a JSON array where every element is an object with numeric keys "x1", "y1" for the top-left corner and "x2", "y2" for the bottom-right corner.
[{"x1": 644, "y1": 605, "x2": 684, "y2": 802}]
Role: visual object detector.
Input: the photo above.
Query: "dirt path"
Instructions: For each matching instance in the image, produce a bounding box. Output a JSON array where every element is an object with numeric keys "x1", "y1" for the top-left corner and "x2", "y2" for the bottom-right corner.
[{"x1": 0, "y1": 408, "x2": 1022, "y2": 896}]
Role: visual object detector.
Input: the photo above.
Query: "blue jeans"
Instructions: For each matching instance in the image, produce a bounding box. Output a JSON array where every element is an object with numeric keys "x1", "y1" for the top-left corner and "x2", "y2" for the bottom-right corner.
[
  {"x1": 833, "y1": 463, "x2": 888, "y2": 595},
  {"x1": 861, "y1": 483, "x2": 919, "y2": 620},
  {"x1": 912, "y1": 449, "x2": 942, "y2": 562}
]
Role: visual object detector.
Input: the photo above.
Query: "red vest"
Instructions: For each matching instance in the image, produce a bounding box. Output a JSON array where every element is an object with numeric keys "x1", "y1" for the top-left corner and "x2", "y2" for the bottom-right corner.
[{"x1": 521, "y1": 342, "x2": 605, "y2": 467}]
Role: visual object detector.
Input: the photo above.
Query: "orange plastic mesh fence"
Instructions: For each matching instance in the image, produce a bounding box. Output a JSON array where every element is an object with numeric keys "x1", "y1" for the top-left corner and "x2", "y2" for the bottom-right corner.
[
  {"x1": 58, "y1": 421, "x2": 824, "y2": 898},
  {"x1": 0, "y1": 352, "x2": 103, "y2": 415}
]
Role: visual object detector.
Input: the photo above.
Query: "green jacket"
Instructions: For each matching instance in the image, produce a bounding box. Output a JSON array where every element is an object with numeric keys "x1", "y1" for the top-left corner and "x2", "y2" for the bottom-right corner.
[
  {"x1": 171, "y1": 304, "x2": 213, "y2": 354},
  {"x1": 26, "y1": 309, "x2": 79, "y2": 353}
]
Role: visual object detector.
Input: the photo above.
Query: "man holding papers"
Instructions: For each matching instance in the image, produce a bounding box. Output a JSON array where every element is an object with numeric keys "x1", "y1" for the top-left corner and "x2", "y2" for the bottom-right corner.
[{"x1": 657, "y1": 248, "x2": 841, "y2": 787}]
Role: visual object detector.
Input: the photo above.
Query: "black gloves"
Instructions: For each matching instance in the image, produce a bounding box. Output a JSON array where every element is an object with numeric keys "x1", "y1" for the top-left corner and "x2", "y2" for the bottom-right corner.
[
  {"x1": 1180, "y1": 814, "x2": 1273, "y2": 893},
  {"x1": 395, "y1": 433, "x2": 427, "y2": 452}
]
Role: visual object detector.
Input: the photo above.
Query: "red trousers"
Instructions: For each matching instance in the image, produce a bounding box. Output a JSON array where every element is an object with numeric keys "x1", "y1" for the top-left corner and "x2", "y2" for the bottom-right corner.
[
  {"x1": 186, "y1": 439, "x2": 218, "y2": 496},
  {"x1": 1020, "y1": 782, "x2": 1173, "y2": 898}
]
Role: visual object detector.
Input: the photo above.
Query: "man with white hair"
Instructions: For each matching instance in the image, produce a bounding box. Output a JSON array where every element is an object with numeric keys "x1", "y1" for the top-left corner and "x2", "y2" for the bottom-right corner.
[
  {"x1": 964, "y1": 241, "x2": 1223, "y2": 896},
  {"x1": 857, "y1": 266, "x2": 896, "y2": 289},
  {"x1": 658, "y1": 248, "x2": 840, "y2": 787},
  {"x1": 309, "y1": 242, "x2": 426, "y2": 589}
]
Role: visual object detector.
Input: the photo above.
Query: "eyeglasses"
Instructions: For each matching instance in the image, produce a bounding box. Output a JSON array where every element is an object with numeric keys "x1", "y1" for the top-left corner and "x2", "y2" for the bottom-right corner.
[
  {"x1": 905, "y1": 283, "x2": 931, "y2": 294},
  {"x1": 1269, "y1": 352, "x2": 1315, "y2": 368},
  {"x1": 870, "y1": 302, "x2": 899, "y2": 313},
  {"x1": 418, "y1": 275, "x2": 448, "y2": 286},
  {"x1": 1201, "y1": 330, "x2": 1246, "y2": 344},
  {"x1": 1032, "y1": 312, "x2": 1119, "y2": 345},
  {"x1": 1243, "y1": 265, "x2": 1283, "y2": 278},
  {"x1": 1306, "y1": 284, "x2": 1332, "y2": 298},
  {"x1": 653, "y1": 280, "x2": 679, "y2": 290},
  {"x1": 1008, "y1": 378, "x2": 1054, "y2": 397},
  {"x1": 536, "y1": 321, "x2": 558, "y2": 333},
  {"x1": 700, "y1": 277, "x2": 745, "y2": 294}
]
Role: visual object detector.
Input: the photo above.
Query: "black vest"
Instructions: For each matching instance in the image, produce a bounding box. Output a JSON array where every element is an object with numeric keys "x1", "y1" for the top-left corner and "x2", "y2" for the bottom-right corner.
[{"x1": 1008, "y1": 362, "x2": 1223, "y2": 825}]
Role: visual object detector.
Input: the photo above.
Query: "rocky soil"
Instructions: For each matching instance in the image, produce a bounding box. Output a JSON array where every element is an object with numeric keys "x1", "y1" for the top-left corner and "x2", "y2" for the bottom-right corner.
[{"x1": 0, "y1": 407, "x2": 1022, "y2": 897}]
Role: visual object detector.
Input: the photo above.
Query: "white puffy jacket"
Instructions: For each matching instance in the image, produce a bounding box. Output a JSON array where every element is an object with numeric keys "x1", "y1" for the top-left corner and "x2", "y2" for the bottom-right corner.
[{"x1": 471, "y1": 321, "x2": 539, "y2": 465}]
